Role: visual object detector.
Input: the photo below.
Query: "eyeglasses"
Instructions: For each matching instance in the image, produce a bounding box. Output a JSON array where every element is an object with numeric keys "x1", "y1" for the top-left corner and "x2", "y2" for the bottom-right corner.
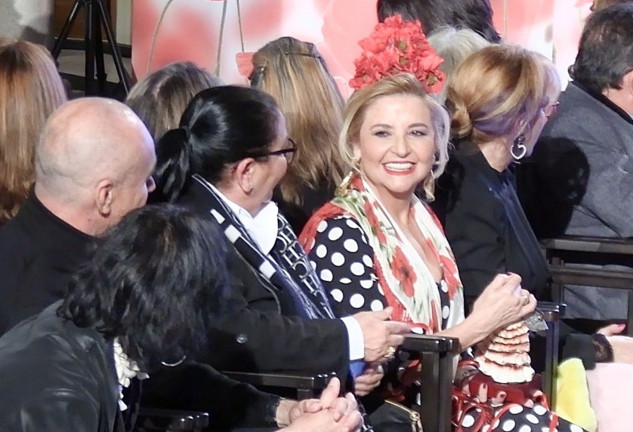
[
  {"x1": 248, "y1": 138, "x2": 297, "y2": 164},
  {"x1": 541, "y1": 101, "x2": 560, "y2": 119}
]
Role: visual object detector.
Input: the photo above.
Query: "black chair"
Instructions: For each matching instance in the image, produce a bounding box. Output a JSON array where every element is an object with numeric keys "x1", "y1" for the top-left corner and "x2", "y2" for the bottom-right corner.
[
  {"x1": 537, "y1": 301, "x2": 565, "y2": 408},
  {"x1": 135, "y1": 408, "x2": 210, "y2": 432},
  {"x1": 541, "y1": 236, "x2": 633, "y2": 335},
  {"x1": 225, "y1": 333, "x2": 460, "y2": 432}
]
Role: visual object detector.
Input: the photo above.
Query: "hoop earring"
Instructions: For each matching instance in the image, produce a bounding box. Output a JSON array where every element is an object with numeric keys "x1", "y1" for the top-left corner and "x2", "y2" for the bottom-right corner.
[{"x1": 511, "y1": 134, "x2": 527, "y2": 161}]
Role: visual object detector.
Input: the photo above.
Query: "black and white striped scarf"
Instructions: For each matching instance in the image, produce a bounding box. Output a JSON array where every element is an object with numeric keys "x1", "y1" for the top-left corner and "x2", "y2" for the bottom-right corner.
[{"x1": 192, "y1": 174, "x2": 335, "y2": 320}]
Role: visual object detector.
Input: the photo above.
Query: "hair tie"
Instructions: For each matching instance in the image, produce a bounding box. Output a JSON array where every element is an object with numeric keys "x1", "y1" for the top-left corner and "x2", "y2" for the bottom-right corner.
[{"x1": 179, "y1": 125, "x2": 191, "y2": 139}]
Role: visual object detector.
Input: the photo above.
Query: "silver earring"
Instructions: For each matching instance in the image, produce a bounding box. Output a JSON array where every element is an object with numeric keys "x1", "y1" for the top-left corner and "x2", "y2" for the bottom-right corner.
[{"x1": 511, "y1": 134, "x2": 527, "y2": 160}]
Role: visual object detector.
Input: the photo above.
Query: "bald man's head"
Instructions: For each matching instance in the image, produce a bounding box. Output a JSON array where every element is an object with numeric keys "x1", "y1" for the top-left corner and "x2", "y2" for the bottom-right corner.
[{"x1": 35, "y1": 97, "x2": 156, "y2": 235}]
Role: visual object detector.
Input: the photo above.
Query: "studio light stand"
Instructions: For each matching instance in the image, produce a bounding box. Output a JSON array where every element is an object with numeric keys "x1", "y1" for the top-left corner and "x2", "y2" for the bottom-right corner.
[{"x1": 51, "y1": 0, "x2": 130, "y2": 96}]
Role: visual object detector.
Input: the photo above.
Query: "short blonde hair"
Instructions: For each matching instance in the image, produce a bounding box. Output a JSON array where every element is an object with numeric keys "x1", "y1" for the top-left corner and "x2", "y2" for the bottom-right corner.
[
  {"x1": 447, "y1": 45, "x2": 548, "y2": 146},
  {"x1": 251, "y1": 37, "x2": 346, "y2": 205},
  {"x1": 0, "y1": 39, "x2": 67, "y2": 224},
  {"x1": 339, "y1": 73, "x2": 450, "y2": 200}
]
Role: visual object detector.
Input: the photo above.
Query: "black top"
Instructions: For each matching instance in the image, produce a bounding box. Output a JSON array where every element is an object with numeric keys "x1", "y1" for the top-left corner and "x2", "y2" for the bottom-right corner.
[
  {"x1": 274, "y1": 180, "x2": 336, "y2": 235},
  {"x1": 433, "y1": 148, "x2": 550, "y2": 305},
  {"x1": 177, "y1": 178, "x2": 350, "y2": 380},
  {"x1": 0, "y1": 194, "x2": 93, "y2": 335}
]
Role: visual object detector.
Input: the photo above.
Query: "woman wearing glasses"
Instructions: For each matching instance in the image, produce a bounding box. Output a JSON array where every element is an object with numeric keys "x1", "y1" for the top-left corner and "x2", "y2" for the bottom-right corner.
[
  {"x1": 432, "y1": 45, "x2": 561, "y2": 310},
  {"x1": 150, "y1": 85, "x2": 410, "y2": 404}
]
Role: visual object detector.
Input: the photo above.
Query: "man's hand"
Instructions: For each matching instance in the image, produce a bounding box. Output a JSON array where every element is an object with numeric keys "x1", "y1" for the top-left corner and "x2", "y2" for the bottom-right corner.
[
  {"x1": 353, "y1": 307, "x2": 411, "y2": 363},
  {"x1": 354, "y1": 364, "x2": 384, "y2": 396}
]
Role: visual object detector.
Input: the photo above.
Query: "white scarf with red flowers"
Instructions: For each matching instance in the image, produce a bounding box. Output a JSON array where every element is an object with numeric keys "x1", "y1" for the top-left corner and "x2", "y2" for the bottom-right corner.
[{"x1": 329, "y1": 174, "x2": 464, "y2": 333}]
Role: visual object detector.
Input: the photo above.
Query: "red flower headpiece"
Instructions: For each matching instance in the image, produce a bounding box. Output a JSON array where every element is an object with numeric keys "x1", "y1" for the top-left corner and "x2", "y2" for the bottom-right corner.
[{"x1": 350, "y1": 15, "x2": 445, "y2": 93}]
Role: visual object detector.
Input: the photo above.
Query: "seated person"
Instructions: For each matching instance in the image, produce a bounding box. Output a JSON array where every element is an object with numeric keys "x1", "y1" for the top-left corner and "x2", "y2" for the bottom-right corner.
[
  {"x1": 148, "y1": 84, "x2": 410, "y2": 387},
  {"x1": 0, "y1": 39, "x2": 67, "y2": 225},
  {"x1": 250, "y1": 37, "x2": 346, "y2": 233},
  {"x1": 0, "y1": 97, "x2": 155, "y2": 335},
  {"x1": 0, "y1": 204, "x2": 362, "y2": 432},
  {"x1": 300, "y1": 72, "x2": 582, "y2": 431},
  {"x1": 523, "y1": 4, "x2": 633, "y2": 327}
]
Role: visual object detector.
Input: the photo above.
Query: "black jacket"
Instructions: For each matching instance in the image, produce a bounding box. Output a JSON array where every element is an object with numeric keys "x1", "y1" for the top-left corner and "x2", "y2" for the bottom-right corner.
[
  {"x1": 179, "y1": 179, "x2": 350, "y2": 381},
  {"x1": 0, "y1": 303, "x2": 122, "y2": 432},
  {"x1": 434, "y1": 148, "x2": 550, "y2": 305}
]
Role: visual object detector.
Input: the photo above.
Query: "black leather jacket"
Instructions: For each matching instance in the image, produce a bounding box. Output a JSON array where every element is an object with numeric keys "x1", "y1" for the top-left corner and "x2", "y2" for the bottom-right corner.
[{"x1": 0, "y1": 302, "x2": 120, "y2": 432}]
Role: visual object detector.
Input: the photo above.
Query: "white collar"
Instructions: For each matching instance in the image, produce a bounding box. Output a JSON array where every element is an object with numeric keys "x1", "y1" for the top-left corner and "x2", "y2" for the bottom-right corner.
[
  {"x1": 208, "y1": 183, "x2": 279, "y2": 255},
  {"x1": 112, "y1": 338, "x2": 148, "y2": 411}
]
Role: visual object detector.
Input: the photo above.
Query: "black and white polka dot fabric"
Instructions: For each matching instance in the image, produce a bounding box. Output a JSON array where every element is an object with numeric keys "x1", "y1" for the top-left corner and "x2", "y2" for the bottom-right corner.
[
  {"x1": 308, "y1": 215, "x2": 388, "y2": 317},
  {"x1": 458, "y1": 403, "x2": 586, "y2": 432},
  {"x1": 307, "y1": 214, "x2": 452, "y2": 330}
]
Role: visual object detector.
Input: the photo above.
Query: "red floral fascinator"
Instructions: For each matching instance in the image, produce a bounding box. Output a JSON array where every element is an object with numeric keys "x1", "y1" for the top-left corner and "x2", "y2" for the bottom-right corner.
[{"x1": 350, "y1": 15, "x2": 445, "y2": 93}]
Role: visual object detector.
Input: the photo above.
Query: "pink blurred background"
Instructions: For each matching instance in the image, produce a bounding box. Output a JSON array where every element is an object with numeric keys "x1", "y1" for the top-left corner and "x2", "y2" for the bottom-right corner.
[{"x1": 132, "y1": 0, "x2": 595, "y2": 96}]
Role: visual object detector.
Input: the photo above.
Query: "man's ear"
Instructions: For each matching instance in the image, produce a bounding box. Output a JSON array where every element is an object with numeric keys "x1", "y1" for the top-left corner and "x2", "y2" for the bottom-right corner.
[
  {"x1": 234, "y1": 158, "x2": 256, "y2": 194},
  {"x1": 96, "y1": 179, "x2": 114, "y2": 216}
]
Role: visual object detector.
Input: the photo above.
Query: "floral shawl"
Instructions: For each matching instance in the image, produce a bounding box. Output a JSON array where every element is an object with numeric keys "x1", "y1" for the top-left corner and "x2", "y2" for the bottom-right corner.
[{"x1": 301, "y1": 174, "x2": 464, "y2": 334}]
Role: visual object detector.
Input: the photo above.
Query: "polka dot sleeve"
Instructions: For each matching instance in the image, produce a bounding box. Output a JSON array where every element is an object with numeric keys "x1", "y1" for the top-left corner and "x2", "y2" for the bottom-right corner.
[{"x1": 307, "y1": 215, "x2": 388, "y2": 317}]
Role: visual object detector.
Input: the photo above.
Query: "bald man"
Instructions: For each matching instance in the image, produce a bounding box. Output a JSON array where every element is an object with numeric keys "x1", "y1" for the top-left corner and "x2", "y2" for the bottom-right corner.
[{"x1": 0, "y1": 97, "x2": 156, "y2": 334}]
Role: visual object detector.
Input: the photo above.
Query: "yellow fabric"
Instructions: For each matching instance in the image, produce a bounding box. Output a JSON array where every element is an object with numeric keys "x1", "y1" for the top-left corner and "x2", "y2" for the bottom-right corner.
[{"x1": 554, "y1": 358, "x2": 597, "y2": 432}]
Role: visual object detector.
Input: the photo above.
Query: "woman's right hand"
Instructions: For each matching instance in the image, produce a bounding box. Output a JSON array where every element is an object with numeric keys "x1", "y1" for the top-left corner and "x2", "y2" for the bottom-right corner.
[{"x1": 470, "y1": 273, "x2": 537, "y2": 334}]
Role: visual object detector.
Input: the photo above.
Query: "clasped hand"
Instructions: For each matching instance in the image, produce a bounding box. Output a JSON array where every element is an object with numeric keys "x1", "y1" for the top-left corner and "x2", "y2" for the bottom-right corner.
[{"x1": 284, "y1": 377, "x2": 362, "y2": 432}]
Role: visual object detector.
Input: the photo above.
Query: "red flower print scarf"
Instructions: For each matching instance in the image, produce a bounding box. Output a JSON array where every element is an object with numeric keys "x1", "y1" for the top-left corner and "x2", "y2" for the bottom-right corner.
[{"x1": 306, "y1": 173, "x2": 464, "y2": 333}]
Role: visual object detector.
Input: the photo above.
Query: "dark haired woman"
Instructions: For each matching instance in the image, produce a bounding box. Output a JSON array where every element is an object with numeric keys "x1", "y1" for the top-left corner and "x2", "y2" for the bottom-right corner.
[{"x1": 151, "y1": 85, "x2": 410, "y2": 398}]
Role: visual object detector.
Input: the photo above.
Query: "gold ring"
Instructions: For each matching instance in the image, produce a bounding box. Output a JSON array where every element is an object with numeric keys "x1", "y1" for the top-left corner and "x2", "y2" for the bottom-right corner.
[{"x1": 385, "y1": 346, "x2": 397, "y2": 358}]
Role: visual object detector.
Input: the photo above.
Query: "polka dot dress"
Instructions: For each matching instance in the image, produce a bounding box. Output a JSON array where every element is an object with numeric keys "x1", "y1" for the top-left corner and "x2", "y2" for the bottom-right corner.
[
  {"x1": 307, "y1": 215, "x2": 587, "y2": 432},
  {"x1": 458, "y1": 403, "x2": 585, "y2": 432},
  {"x1": 309, "y1": 216, "x2": 389, "y2": 317}
]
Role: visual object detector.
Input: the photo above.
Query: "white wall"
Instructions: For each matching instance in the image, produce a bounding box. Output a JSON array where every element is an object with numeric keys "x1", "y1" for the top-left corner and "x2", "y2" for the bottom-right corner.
[{"x1": 116, "y1": 0, "x2": 131, "y2": 45}]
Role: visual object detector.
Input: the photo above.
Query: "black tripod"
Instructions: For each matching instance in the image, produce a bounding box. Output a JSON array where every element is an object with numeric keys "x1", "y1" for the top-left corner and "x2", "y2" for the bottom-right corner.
[{"x1": 51, "y1": 0, "x2": 130, "y2": 96}]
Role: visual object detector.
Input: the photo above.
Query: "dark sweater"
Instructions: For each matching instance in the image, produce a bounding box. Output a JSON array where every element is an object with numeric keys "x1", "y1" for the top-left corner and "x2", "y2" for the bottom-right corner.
[{"x1": 0, "y1": 194, "x2": 93, "y2": 335}]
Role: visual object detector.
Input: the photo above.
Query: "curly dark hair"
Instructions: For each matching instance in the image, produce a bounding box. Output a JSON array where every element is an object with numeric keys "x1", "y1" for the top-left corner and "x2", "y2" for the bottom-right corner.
[{"x1": 59, "y1": 203, "x2": 229, "y2": 370}]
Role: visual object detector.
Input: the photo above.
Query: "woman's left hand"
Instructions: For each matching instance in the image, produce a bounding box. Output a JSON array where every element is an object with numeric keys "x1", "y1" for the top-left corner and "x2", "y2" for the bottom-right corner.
[{"x1": 353, "y1": 364, "x2": 385, "y2": 396}]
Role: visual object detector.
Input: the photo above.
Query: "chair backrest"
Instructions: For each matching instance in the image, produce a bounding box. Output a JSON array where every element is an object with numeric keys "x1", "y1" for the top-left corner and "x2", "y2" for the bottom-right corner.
[{"x1": 541, "y1": 236, "x2": 633, "y2": 335}]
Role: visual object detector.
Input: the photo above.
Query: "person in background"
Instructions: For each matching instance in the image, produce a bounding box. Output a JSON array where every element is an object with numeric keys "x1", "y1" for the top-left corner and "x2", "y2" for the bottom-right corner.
[
  {"x1": 125, "y1": 61, "x2": 221, "y2": 143},
  {"x1": 0, "y1": 97, "x2": 155, "y2": 336},
  {"x1": 427, "y1": 26, "x2": 491, "y2": 102},
  {"x1": 523, "y1": 3, "x2": 633, "y2": 327},
  {"x1": 376, "y1": 0, "x2": 501, "y2": 43},
  {"x1": 250, "y1": 36, "x2": 347, "y2": 233},
  {"x1": 0, "y1": 204, "x2": 363, "y2": 432},
  {"x1": 0, "y1": 38, "x2": 67, "y2": 225},
  {"x1": 590, "y1": 0, "x2": 633, "y2": 12}
]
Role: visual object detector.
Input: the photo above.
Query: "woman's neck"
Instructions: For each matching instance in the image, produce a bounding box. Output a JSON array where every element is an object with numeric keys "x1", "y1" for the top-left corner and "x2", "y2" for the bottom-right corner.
[
  {"x1": 365, "y1": 181, "x2": 412, "y2": 227},
  {"x1": 479, "y1": 138, "x2": 512, "y2": 172}
]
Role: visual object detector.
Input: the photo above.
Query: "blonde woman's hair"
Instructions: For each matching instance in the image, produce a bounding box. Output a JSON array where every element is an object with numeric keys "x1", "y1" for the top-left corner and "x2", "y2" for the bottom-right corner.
[
  {"x1": 250, "y1": 37, "x2": 346, "y2": 205},
  {"x1": 339, "y1": 73, "x2": 451, "y2": 201},
  {"x1": 0, "y1": 39, "x2": 67, "y2": 224},
  {"x1": 446, "y1": 45, "x2": 549, "y2": 147}
]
